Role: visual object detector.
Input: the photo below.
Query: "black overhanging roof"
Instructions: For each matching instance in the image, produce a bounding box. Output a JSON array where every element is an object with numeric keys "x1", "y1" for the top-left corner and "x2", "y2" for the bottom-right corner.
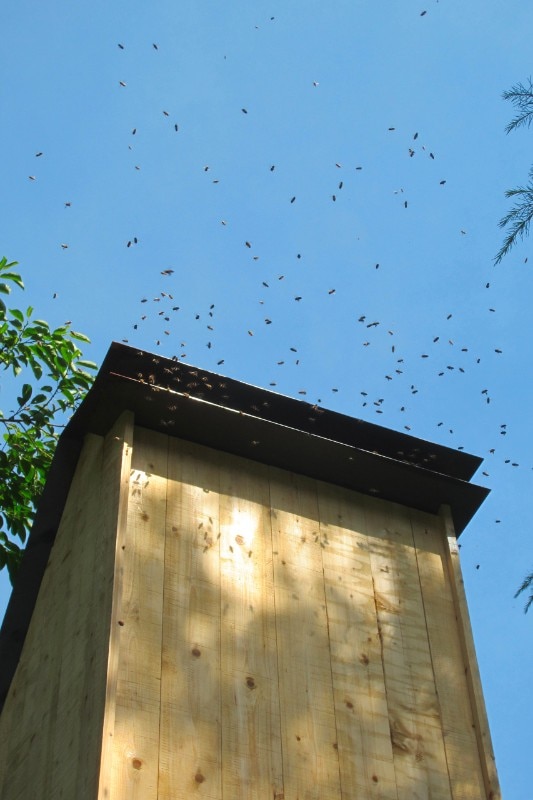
[{"x1": 69, "y1": 341, "x2": 483, "y2": 482}]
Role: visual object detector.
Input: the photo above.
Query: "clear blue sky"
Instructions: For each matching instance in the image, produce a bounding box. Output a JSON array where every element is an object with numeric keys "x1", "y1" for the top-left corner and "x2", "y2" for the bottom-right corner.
[{"x1": 1, "y1": 1, "x2": 532, "y2": 795}]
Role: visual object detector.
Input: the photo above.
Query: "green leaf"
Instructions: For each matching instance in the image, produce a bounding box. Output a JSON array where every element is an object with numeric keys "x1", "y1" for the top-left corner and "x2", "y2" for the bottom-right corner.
[
  {"x1": 0, "y1": 259, "x2": 19, "y2": 273},
  {"x1": 10, "y1": 308, "x2": 24, "y2": 323},
  {"x1": 77, "y1": 359, "x2": 98, "y2": 370},
  {"x1": 30, "y1": 361, "x2": 43, "y2": 380},
  {"x1": 70, "y1": 330, "x2": 91, "y2": 343},
  {"x1": 0, "y1": 283, "x2": 11, "y2": 295},
  {"x1": 1, "y1": 272, "x2": 24, "y2": 289},
  {"x1": 21, "y1": 384, "x2": 32, "y2": 404}
]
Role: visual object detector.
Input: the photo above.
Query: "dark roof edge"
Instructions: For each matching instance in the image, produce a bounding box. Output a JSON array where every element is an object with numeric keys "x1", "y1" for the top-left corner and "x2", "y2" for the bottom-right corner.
[
  {"x1": 66, "y1": 342, "x2": 483, "y2": 481},
  {"x1": 60, "y1": 343, "x2": 488, "y2": 537}
]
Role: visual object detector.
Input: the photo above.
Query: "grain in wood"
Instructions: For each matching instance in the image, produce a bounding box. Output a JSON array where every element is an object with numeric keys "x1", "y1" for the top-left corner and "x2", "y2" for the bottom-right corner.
[
  {"x1": 440, "y1": 506, "x2": 501, "y2": 800},
  {"x1": 0, "y1": 434, "x2": 104, "y2": 799},
  {"x1": 46, "y1": 434, "x2": 106, "y2": 798},
  {"x1": 270, "y1": 468, "x2": 341, "y2": 800},
  {"x1": 106, "y1": 426, "x2": 168, "y2": 800},
  {"x1": 318, "y1": 481, "x2": 398, "y2": 799},
  {"x1": 364, "y1": 496, "x2": 452, "y2": 798},
  {"x1": 411, "y1": 507, "x2": 485, "y2": 797},
  {"x1": 95, "y1": 411, "x2": 135, "y2": 799},
  {"x1": 219, "y1": 454, "x2": 282, "y2": 800},
  {"x1": 158, "y1": 438, "x2": 222, "y2": 800}
]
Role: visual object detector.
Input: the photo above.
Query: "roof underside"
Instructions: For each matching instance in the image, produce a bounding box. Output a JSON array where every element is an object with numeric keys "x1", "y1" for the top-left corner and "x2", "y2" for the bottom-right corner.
[{"x1": 66, "y1": 343, "x2": 487, "y2": 531}]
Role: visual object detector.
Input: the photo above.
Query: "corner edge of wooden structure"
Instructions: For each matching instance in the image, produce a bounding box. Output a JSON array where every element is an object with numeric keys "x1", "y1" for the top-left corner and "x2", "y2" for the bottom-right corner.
[
  {"x1": 439, "y1": 504, "x2": 501, "y2": 800},
  {"x1": 95, "y1": 410, "x2": 135, "y2": 799}
]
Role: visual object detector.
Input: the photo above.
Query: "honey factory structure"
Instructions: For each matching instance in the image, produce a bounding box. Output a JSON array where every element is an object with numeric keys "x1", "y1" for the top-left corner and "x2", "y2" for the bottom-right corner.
[{"x1": 0, "y1": 342, "x2": 501, "y2": 798}]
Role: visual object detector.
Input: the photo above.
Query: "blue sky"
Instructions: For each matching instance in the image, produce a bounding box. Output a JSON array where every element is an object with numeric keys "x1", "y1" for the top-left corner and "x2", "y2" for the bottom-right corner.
[{"x1": 1, "y1": 1, "x2": 532, "y2": 794}]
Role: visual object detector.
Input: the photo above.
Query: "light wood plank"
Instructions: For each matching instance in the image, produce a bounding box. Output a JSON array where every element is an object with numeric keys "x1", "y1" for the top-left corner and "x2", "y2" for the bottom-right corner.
[
  {"x1": 364, "y1": 495, "x2": 453, "y2": 799},
  {"x1": 219, "y1": 455, "x2": 283, "y2": 800},
  {"x1": 95, "y1": 411, "x2": 135, "y2": 800},
  {"x1": 106, "y1": 425, "x2": 168, "y2": 800},
  {"x1": 439, "y1": 506, "x2": 501, "y2": 800},
  {"x1": 270, "y1": 467, "x2": 341, "y2": 800},
  {"x1": 0, "y1": 433, "x2": 104, "y2": 800},
  {"x1": 158, "y1": 438, "x2": 222, "y2": 800},
  {"x1": 0, "y1": 414, "x2": 501, "y2": 800},
  {"x1": 411, "y1": 507, "x2": 486, "y2": 798},
  {"x1": 318, "y1": 481, "x2": 398, "y2": 800},
  {"x1": 45, "y1": 433, "x2": 106, "y2": 799}
]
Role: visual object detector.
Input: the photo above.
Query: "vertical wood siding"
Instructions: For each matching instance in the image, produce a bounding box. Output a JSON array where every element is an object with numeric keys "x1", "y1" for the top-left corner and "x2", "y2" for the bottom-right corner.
[
  {"x1": 0, "y1": 424, "x2": 499, "y2": 799},
  {"x1": 0, "y1": 411, "x2": 134, "y2": 800}
]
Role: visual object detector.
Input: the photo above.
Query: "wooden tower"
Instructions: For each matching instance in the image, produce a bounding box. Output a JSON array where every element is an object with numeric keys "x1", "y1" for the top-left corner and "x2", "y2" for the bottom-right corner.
[{"x1": 0, "y1": 343, "x2": 500, "y2": 799}]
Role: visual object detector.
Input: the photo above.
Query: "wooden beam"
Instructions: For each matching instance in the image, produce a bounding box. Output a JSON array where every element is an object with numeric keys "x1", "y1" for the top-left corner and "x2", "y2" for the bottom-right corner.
[
  {"x1": 96, "y1": 410, "x2": 135, "y2": 799},
  {"x1": 271, "y1": 469, "x2": 341, "y2": 800},
  {"x1": 439, "y1": 505, "x2": 501, "y2": 800},
  {"x1": 0, "y1": 433, "x2": 105, "y2": 799},
  {"x1": 318, "y1": 483, "x2": 398, "y2": 799},
  {"x1": 45, "y1": 432, "x2": 106, "y2": 798},
  {"x1": 219, "y1": 455, "x2": 283, "y2": 799},
  {"x1": 412, "y1": 508, "x2": 486, "y2": 796},
  {"x1": 104, "y1": 425, "x2": 168, "y2": 799},
  {"x1": 364, "y1": 497, "x2": 452, "y2": 797},
  {"x1": 158, "y1": 438, "x2": 223, "y2": 799}
]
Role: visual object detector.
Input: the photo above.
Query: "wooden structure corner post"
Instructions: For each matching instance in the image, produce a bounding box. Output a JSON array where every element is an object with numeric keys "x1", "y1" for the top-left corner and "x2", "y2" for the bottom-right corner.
[
  {"x1": 96, "y1": 410, "x2": 135, "y2": 800},
  {"x1": 439, "y1": 505, "x2": 501, "y2": 800}
]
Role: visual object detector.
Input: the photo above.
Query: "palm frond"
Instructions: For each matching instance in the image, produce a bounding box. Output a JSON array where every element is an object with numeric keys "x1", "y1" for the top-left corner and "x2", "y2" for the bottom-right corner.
[
  {"x1": 514, "y1": 572, "x2": 533, "y2": 614},
  {"x1": 503, "y1": 79, "x2": 533, "y2": 133},
  {"x1": 494, "y1": 184, "x2": 533, "y2": 264}
]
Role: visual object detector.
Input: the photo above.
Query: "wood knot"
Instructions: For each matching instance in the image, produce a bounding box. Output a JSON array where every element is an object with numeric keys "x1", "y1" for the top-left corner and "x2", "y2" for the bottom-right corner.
[
  {"x1": 372, "y1": 774, "x2": 378, "y2": 783},
  {"x1": 191, "y1": 647, "x2": 201, "y2": 657},
  {"x1": 359, "y1": 653, "x2": 369, "y2": 665},
  {"x1": 194, "y1": 772, "x2": 205, "y2": 783},
  {"x1": 235, "y1": 535, "x2": 245, "y2": 545},
  {"x1": 345, "y1": 700, "x2": 354, "y2": 709},
  {"x1": 246, "y1": 676, "x2": 256, "y2": 689},
  {"x1": 131, "y1": 758, "x2": 143, "y2": 770}
]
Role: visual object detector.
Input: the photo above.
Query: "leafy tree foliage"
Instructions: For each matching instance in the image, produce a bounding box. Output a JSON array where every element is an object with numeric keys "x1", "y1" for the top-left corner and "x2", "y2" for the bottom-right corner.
[
  {"x1": 0, "y1": 257, "x2": 96, "y2": 582},
  {"x1": 495, "y1": 78, "x2": 533, "y2": 264}
]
